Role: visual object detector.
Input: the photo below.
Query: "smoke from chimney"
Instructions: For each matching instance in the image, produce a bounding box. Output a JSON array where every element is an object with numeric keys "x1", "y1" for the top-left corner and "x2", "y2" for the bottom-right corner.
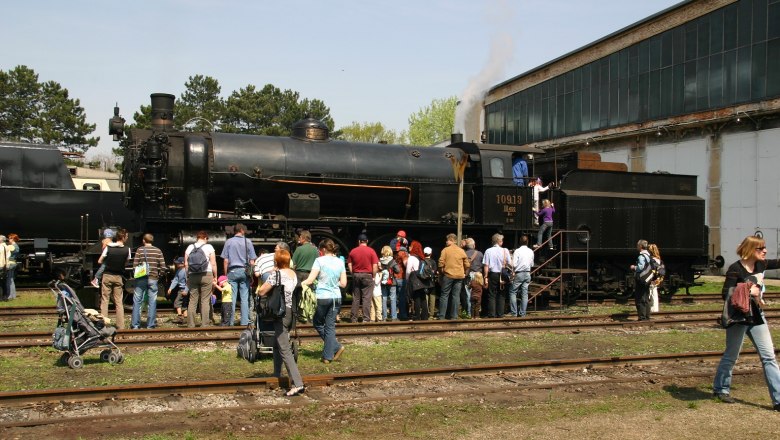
[{"x1": 454, "y1": 0, "x2": 516, "y2": 135}]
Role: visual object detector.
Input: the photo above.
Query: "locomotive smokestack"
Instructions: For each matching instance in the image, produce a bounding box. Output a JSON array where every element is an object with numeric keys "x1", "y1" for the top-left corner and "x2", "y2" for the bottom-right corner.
[
  {"x1": 150, "y1": 93, "x2": 175, "y2": 131},
  {"x1": 451, "y1": 133, "x2": 463, "y2": 144}
]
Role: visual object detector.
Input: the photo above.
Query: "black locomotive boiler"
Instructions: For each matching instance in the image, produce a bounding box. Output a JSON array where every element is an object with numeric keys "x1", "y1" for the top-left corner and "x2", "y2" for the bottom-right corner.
[{"x1": 105, "y1": 93, "x2": 710, "y2": 299}]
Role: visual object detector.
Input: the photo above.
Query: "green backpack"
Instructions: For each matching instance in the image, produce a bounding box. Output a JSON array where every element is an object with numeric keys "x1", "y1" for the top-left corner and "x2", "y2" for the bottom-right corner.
[{"x1": 298, "y1": 284, "x2": 317, "y2": 323}]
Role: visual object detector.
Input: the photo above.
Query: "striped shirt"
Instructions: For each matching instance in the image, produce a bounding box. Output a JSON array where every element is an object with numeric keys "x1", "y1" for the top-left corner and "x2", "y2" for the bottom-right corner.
[{"x1": 133, "y1": 245, "x2": 166, "y2": 279}]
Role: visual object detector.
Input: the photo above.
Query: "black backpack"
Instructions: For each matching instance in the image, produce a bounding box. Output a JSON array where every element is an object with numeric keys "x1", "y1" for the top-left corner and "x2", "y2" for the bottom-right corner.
[
  {"x1": 418, "y1": 258, "x2": 435, "y2": 281},
  {"x1": 188, "y1": 244, "x2": 209, "y2": 274},
  {"x1": 257, "y1": 271, "x2": 286, "y2": 321}
]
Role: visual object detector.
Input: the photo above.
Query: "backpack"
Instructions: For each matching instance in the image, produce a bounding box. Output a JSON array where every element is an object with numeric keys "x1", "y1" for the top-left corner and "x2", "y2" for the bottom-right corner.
[
  {"x1": 418, "y1": 258, "x2": 434, "y2": 281},
  {"x1": 236, "y1": 325, "x2": 258, "y2": 362},
  {"x1": 188, "y1": 244, "x2": 209, "y2": 274},
  {"x1": 637, "y1": 254, "x2": 663, "y2": 286}
]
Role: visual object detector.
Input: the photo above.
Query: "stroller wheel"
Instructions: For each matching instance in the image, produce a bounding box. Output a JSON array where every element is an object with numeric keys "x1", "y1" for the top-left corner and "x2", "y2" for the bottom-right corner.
[
  {"x1": 100, "y1": 349, "x2": 112, "y2": 362},
  {"x1": 59, "y1": 352, "x2": 71, "y2": 365},
  {"x1": 67, "y1": 355, "x2": 83, "y2": 369},
  {"x1": 117, "y1": 353, "x2": 125, "y2": 364},
  {"x1": 108, "y1": 352, "x2": 120, "y2": 365}
]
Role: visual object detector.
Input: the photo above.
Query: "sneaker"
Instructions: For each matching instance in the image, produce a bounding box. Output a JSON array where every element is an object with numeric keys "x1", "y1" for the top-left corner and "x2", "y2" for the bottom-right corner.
[
  {"x1": 713, "y1": 392, "x2": 735, "y2": 403},
  {"x1": 90, "y1": 279, "x2": 100, "y2": 288},
  {"x1": 774, "y1": 403, "x2": 780, "y2": 412}
]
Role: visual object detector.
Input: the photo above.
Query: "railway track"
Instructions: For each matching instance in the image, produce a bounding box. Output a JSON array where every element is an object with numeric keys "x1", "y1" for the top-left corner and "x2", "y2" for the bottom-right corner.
[
  {"x1": 2, "y1": 310, "x2": 777, "y2": 350},
  {"x1": 0, "y1": 349, "x2": 765, "y2": 408},
  {"x1": 3, "y1": 292, "x2": 774, "y2": 318}
]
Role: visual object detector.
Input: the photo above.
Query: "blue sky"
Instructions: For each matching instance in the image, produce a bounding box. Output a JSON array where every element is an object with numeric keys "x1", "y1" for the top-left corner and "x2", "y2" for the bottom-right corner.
[{"x1": 1, "y1": 0, "x2": 681, "y2": 157}]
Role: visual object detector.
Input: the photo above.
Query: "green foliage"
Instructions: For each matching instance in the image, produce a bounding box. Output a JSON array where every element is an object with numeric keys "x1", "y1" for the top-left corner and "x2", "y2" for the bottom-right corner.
[
  {"x1": 0, "y1": 65, "x2": 98, "y2": 154},
  {"x1": 175, "y1": 75, "x2": 224, "y2": 131},
  {"x1": 125, "y1": 76, "x2": 335, "y2": 138},
  {"x1": 337, "y1": 121, "x2": 407, "y2": 144},
  {"x1": 407, "y1": 96, "x2": 457, "y2": 146}
]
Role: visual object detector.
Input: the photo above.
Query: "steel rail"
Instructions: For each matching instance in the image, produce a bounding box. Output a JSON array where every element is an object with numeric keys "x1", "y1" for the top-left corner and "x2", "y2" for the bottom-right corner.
[
  {"x1": 3, "y1": 314, "x2": 778, "y2": 350},
  {"x1": 0, "y1": 349, "x2": 766, "y2": 407}
]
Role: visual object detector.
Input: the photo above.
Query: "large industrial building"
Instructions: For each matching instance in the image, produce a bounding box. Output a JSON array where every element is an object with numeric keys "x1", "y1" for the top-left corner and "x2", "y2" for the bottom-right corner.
[{"x1": 469, "y1": 0, "x2": 780, "y2": 270}]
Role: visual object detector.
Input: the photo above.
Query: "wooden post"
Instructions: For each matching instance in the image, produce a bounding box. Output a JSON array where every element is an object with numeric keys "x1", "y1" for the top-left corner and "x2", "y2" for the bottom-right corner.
[{"x1": 449, "y1": 153, "x2": 468, "y2": 244}]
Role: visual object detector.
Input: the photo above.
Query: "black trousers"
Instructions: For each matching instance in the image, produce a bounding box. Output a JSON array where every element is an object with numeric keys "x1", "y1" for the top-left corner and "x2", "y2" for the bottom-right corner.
[
  {"x1": 635, "y1": 283, "x2": 651, "y2": 320},
  {"x1": 411, "y1": 288, "x2": 429, "y2": 320},
  {"x1": 487, "y1": 272, "x2": 505, "y2": 318}
]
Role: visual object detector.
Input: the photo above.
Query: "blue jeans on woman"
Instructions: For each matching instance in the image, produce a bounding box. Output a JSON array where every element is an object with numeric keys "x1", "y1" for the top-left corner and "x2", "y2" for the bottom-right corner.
[
  {"x1": 713, "y1": 315, "x2": 780, "y2": 405},
  {"x1": 4, "y1": 265, "x2": 16, "y2": 300},
  {"x1": 395, "y1": 278, "x2": 408, "y2": 320},
  {"x1": 381, "y1": 284, "x2": 397, "y2": 321},
  {"x1": 537, "y1": 221, "x2": 553, "y2": 248},
  {"x1": 313, "y1": 298, "x2": 342, "y2": 361}
]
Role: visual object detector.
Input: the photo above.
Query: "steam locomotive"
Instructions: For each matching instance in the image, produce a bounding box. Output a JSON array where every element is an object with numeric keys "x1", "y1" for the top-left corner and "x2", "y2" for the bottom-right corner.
[
  {"x1": 1, "y1": 92, "x2": 711, "y2": 299},
  {"x1": 107, "y1": 93, "x2": 709, "y2": 298}
]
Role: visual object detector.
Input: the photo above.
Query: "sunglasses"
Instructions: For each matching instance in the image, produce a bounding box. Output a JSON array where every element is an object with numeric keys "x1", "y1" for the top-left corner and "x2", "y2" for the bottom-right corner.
[{"x1": 756, "y1": 247, "x2": 767, "y2": 251}]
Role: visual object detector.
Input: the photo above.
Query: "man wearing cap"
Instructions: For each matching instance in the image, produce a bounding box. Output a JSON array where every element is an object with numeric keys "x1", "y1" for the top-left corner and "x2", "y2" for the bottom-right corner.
[
  {"x1": 347, "y1": 234, "x2": 379, "y2": 323},
  {"x1": 437, "y1": 233, "x2": 469, "y2": 320},
  {"x1": 221, "y1": 223, "x2": 257, "y2": 326},
  {"x1": 389, "y1": 230, "x2": 409, "y2": 254},
  {"x1": 423, "y1": 246, "x2": 438, "y2": 318}
]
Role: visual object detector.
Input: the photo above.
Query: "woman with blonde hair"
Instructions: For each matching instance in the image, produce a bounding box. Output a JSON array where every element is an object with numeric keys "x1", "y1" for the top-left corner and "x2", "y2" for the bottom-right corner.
[
  {"x1": 712, "y1": 235, "x2": 780, "y2": 410},
  {"x1": 648, "y1": 244, "x2": 662, "y2": 313}
]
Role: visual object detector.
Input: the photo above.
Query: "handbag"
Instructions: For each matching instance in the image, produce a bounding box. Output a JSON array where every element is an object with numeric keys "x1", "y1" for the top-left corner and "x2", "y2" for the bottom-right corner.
[
  {"x1": 258, "y1": 271, "x2": 286, "y2": 321},
  {"x1": 500, "y1": 250, "x2": 513, "y2": 284},
  {"x1": 133, "y1": 247, "x2": 149, "y2": 279}
]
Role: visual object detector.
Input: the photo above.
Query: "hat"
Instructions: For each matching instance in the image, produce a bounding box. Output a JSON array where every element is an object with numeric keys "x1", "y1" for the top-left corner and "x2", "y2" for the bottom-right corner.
[
  {"x1": 174, "y1": 257, "x2": 184, "y2": 264},
  {"x1": 424, "y1": 247, "x2": 432, "y2": 255},
  {"x1": 398, "y1": 246, "x2": 407, "y2": 252},
  {"x1": 397, "y1": 230, "x2": 406, "y2": 238},
  {"x1": 358, "y1": 233, "x2": 368, "y2": 241},
  {"x1": 217, "y1": 275, "x2": 228, "y2": 285},
  {"x1": 103, "y1": 229, "x2": 115, "y2": 239}
]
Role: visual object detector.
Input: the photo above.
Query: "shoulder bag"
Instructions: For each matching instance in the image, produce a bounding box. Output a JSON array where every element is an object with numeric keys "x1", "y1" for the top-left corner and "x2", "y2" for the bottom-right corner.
[{"x1": 133, "y1": 247, "x2": 149, "y2": 279}]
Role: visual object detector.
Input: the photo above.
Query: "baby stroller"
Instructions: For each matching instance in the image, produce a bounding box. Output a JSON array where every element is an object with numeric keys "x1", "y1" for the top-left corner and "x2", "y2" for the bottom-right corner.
[
  {"x1": 237, "y1": 296, "x2": 299, "y2": 362},
  {"x1": 50, "y1": 279, "x2": 124, "y2": 369}
]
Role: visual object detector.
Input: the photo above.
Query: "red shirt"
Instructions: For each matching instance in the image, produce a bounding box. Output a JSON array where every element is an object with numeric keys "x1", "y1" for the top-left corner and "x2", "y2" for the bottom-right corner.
[{"x1": 348, "y1": 245, "x2": 379, "y2": 273}]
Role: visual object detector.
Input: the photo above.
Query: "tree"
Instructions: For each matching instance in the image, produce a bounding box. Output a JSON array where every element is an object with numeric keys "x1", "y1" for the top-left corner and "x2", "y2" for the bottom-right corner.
[
  {"x1": 337, "y1": 121, "x2": 407, "y2": 144},
  {"x1": 407, "y1": 96, "x2": 457, "y2": 146},
  {"x1": 222, "y1": 84, "x2": 334, "y2": 136},
  {"x1": 0, "y1": 65, "x2": 98, "y2": 154},
  {"x1": 175, "y1": 75, "x2": 224, "y2": 131}
]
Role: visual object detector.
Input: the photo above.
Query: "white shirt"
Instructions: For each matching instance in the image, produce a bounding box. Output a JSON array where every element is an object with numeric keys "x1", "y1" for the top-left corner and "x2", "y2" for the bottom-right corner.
[
  {"x1": 184, "y1": 241, "x2": 216, "y2": 273},
  {"x1": 254, "y1": 252, "x2": 275, "y2": 276},
  {"x1": 405, "y1": 255, "x2": 420, "y2": 280},
  {"x1": 512, "y1": 245, "x2": 535, "y2": 273}
]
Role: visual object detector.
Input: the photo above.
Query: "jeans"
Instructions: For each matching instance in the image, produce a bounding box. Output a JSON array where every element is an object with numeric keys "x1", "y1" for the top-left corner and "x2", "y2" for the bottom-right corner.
[
  {"x1": 381, "y1": 284, "x2": 397, "y2": 320},
  {"x1": 713, "y1": 316, "x2": 780, "y2": 405},
  {"x1": 313, "y1": 297, "x2": 342, "y2": 361},
  {"x1": 4, "y1": 265, "x2": 16, "y2": 300},
  {"x1": 509, "y1": 272, "x2": 531, "y2": 317},
  {"x1": 132, "y1": 277, "x2": 158, "y2": 329},
  {"x1": 395, "y1": 278, "x2": 408, "y2": 320},
  {"x1": 439, "y1": 276, "x2": 463, "y2": 320},
  {"x1": 537, "y1": 221, "x2": 553, "y2": 247},
  {"x1": 463, "y1": 273, "x2": 474, "y2": 316},
  {"x1": 228, "y1": 268, "x2": 252, "y2": 326}
]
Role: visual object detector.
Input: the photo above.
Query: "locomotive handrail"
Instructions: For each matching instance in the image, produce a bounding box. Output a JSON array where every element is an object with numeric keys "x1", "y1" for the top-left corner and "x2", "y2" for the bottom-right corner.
[{"x1": 529, "y1": 229, "x2": 590, "y2": 310}]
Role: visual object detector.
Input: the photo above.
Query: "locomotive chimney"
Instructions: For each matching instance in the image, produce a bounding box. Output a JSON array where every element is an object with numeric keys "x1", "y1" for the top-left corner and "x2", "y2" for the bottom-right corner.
[
  {"x1": 150, "y1": 93, "x2": 175, "y2": 131},
  {"x1": 451, "y1": 133, "x2": 463, "y2": 144}
]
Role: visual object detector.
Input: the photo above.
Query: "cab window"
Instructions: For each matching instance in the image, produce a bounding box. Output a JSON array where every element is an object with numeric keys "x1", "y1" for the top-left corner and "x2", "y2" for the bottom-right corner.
[
  {"x1": 489, "y1": 158, "x2": 504, "y2": 178},
  {"x1": 83, "y1": 183, "x2": 101, "y2": 191}
]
